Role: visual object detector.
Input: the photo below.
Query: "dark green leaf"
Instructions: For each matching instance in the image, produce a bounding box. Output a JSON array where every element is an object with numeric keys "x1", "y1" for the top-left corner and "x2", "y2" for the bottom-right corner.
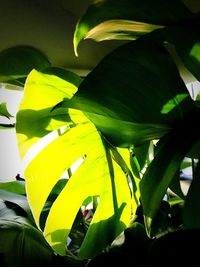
[
  {"x1": 0, "y1": 46, "x2": 51, "y2": 83},
  {"x1": 70, "y1": 33, "x2": 195, "y2": 147},
  {"x1": 186, "y1": 140, "x2": 200, "y2": 159},
  {"x1": 150, "y1": 200, "x2": 171, "y2": 237},
  {"x1": 147, "y1": 229, "x2": 200, "y2": 266},
  {"x1": 74, "y1": 0, "x2": 194, "y2": 55},
  {"x1": 0, "y1": 217, "x2": 53, "y2": 267},
  {"x1": 163, "y1": 26, "x2": 200, "y2": 82},
  {"x1": 140, "y1": 111, "x2": 200, "y2": 233},
  {"x1": 183, "y1": 161, "x2": 200, "y2": 228},
  {"x1": 169, "y1": 171, "x2": 185, "y2": 199},
  {"x1": 133, "y1": 142, "x2": 151, "y2": 171}
]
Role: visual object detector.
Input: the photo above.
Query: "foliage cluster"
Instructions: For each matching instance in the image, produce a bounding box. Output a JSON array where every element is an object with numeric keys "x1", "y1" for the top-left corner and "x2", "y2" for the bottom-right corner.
[{"x1": 0, "y1": 0, "x2": 200, "y2": 266}]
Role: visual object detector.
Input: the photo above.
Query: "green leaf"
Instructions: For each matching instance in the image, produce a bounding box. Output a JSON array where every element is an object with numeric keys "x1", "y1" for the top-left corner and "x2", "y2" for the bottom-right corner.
[
  {"x1": 70, "y1": 33, "x2": 195, "y2": 147},
  {"x1": 163, "y1": 26, "x2": 200, "y2": 82},
  {"x1": 16, "y1": 67, "x2": 82, "y2": 158},
  {"x1": 0, "y1": 181, "x2": 26, "y2": 195},
  {"x1": 0, "y1": 102, "x2": 13, "y2": 119},
  {"x1": 74, "y1": 0, "x2": 194, "y2": 55},
  {"x1": 140, "y1": 112, "x2": 200, "y2": 234},
  {"x1": 147, "y1": 229, "x2": 200, "y2": 265},
  {"x1": 0, "y1": 217, "x2": 54, "y2": 267},
  {"x1": 0, "y1": 46, "x2": 51, "y2": 83},
  {"x1": 0, "y1": 200, "x2": 22, "y2": 219},
  {"x1": 0, "y1": 189, "x2": 32, "y2": 220},
  {"x1": 0, "y1": 82, "x2": 23, "y2": 91},
  {"x1": 133, "y1": 142, "x2": 151, "y2": 171},
  {"x1": 186, "y1": 140, "x2": 200, "y2": 159},
  {"x1": 168, "y1": 171, "x2": 185, "y2": 199},
  {"x1": 183, "y1": 161, "x2": 200, "y2": 228},
  {"x1": 16, "y1": 69, "x2": 138, "y2": 259},
  {"x1": 0, "y1": 123, "x2": 14, "y2": 129}
]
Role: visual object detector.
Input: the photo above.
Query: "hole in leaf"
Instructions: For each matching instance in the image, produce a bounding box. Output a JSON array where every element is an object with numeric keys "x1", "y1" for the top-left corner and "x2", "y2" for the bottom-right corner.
[
  {"x1": 67, "y1": 195, "x2": 100, "y2": 255},
  {"x1": 39, "y1": 178, "x2": 68, "y2": 230},
  {"x1": 60, "y1": 155, "x2": 86, "y2": 179},
  {"x1": 39, "y1": 156, "x2": 87, "y2": 230}
]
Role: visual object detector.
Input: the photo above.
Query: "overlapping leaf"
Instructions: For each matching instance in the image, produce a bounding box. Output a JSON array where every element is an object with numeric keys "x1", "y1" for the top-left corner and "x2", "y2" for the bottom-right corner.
[
  {"x1": 162, "y1": 26, "x2": 200, "y2": 82},
  {"x1": 16, "y1": 68, "x2": 138, "y2": 259},
  {"x1": 74, "y1": 0, "x2": 194, "y2": 55},
  {"x1": 69, "y1": 33, "x2": 195, "y2": 147},
  {"x1": 140, "y1": 111, "x2": 200, "y2": 234},
  {"x1": 0, "y1": 217, "x2": 54, "y2": 267},
  {"x1": 0, "y1": 46, "x2": 51, "y2": 85}
]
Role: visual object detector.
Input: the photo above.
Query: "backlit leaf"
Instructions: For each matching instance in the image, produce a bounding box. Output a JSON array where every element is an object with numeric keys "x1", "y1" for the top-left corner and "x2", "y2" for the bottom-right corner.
[
  {"x1": 16, "y1": 69, "x2": 138, "y2": 259},
  {"x1": 16, "y1": 67, "x2": 82, "y2": 158}
]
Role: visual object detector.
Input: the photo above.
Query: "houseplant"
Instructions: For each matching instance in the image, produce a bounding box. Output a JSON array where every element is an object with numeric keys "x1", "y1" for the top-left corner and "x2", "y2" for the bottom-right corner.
[{"x1": 0, "y1": 0, "x2": 200, "y2": 266}]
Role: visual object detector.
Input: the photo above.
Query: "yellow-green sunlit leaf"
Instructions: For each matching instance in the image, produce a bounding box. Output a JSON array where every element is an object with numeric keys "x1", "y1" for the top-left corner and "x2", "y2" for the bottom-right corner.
[
  {"x1": 74, "y1": 0, "x2": 194, "y2": 55},
  {"x1": 23, "y1": 115, "x2": 134, "y2": 258},
  {"x1": 16, "y1": 69, "x2": 139, "y2": 259},
  {"x1": 16, "y1": 67, "x2": 82, "y2": 158}
]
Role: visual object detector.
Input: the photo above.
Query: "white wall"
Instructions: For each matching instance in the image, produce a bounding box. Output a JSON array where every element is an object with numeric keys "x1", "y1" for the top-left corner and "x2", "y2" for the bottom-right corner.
[{"x1": 0, "y1": 88, "x2": 23, "y2": 181}]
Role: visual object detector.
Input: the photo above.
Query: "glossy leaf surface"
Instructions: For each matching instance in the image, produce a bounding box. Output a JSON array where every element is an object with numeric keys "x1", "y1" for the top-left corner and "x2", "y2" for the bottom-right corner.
[
  {"x1": 70, "y1": 34, "x2": 195, "y2": 147},
  {"x1": 74, "y1": 0, "x2": 194, "y2": 55}
]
